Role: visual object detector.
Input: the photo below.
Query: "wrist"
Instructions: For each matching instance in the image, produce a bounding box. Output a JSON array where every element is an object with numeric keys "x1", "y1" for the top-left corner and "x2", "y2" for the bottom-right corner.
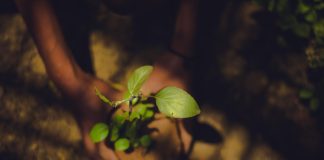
[{"x1": 155, "y1": 52, "x2": 185, "y2": 69}]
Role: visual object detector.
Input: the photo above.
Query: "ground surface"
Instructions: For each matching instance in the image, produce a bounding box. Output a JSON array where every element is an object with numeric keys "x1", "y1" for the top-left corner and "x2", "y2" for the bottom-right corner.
[{"x1": 0, "y1": 1, "x2": 323, "y2": 160}]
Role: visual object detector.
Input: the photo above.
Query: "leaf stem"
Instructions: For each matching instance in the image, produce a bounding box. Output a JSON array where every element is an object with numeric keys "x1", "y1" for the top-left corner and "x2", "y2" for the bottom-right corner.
[
  {"x1": 112, "y1": 95, "x2": 142, "y2": 108},
  {"x1": 113, "y1": 99, "x2": 129, "y2": 108}
]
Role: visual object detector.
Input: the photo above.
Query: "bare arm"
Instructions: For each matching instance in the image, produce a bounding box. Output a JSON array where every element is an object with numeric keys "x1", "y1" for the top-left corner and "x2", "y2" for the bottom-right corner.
[
  {"x1": 15, "y1": 1, "x2": 118, "y2": 159},
  {"x1": 15, "y1": 0, "x2": 83, "y2": 96},
  {"x1": 170, "y1": 0, "x2": 197, "y2": 57}
]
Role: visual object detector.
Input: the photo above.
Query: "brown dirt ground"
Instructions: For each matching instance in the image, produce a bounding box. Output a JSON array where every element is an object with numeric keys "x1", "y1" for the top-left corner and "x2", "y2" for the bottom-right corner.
[{"x1": 1, "y1": 1, "x2": 323, "y2": 160}]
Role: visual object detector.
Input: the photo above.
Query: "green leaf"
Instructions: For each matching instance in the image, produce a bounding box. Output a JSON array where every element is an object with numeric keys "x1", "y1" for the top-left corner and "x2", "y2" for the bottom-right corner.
[
  {"x1": 314, "y1": 20, "x2": 324, "y2": 38},
  {"x1": 305, "y1": 11, "x2": 317, "y2": 22},
  {"x1": 133, "y1": 103, "x2": 155, "y2": 120},
  {"x1": 299, "y1": 89, "x2": 313, "y2": 99},
  {"x1": 125, "y1": 121, "x2": 137, "y2": 140},
  {"x1": 123, "y1": 91, "x2": 140, "y2": 106},
  {"x1": 114, "y1": 138, "x2": 130, "y2": 151},
  {"x1": 155, "y1": 87, "x2": 200, "y2": 118},
  {"x1": 314, "y1": 3, "x2": 324, "y2": 10},
  {"x1": 292, "y1": 22, "x2": 311, "y2": 38},
  {"x1": 143, "y1": 109, "x2": 154, "y2": 120},
  {"x1": 95, "y1": 87, "x2": 112, "y2": 106},
  {"x1": 90, "y1": 123, "x2": 109, "y2": 143},
  {"x1": 310, "y1": 98, "x2": 319, "y2": 111},
  {"x1": 123, "y1": 90, "x2": 131, "y2": 100},
  {"x1": 127, "y1": 65, "x2": 153, "y2": 96},
  {"x1": 276, "y1": 0, "x2": 288, "y2": 13},
  {"x1": 139, "y1": 135, "x2": 152, "y2": 147},
  {"x1": 297, "y1": 1, "x2": 311, "y2": 14},
  {"x1": 130, "y1": 111, "x2": 140, "y2": 121},
  {"x1": 110, "y1": 126, "x2": 119, "y2": 142},
  {"x1": 112, "y1": 115, "x2": 126, "y2": 128},
  {"x1": 134, "y1": 103, "x2": 148, "y2": 116},
  {"x1": 121, "y1": 111, "x2": 130, "y2": 120}
]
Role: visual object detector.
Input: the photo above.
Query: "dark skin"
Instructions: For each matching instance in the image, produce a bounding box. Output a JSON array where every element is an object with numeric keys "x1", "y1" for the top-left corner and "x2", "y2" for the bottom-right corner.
[{"x1": 15, "y1": 0, "x2": 197, "y2": 159}]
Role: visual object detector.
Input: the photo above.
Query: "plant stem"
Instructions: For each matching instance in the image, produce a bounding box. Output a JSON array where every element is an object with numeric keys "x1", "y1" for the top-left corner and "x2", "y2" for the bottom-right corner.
[{"x1": 129, "y1": 99, "x2": 133, "y2": 117}]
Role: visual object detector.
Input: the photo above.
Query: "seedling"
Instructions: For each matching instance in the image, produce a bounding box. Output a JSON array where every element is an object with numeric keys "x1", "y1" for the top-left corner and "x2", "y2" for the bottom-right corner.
[{"x1": 89, "y1": 65, "x2": 200, "y2": 151}]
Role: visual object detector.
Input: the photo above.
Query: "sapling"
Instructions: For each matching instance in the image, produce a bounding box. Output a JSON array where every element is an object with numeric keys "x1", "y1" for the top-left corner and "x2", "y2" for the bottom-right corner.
[{"x1": 89, "y1": 65, "x2": 200, "y2": 151}]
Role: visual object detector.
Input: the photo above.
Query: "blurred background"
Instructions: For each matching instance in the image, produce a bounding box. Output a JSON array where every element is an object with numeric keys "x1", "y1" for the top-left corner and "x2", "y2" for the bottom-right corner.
[{"x1": 0, "y1": 0, "x2": 324, "y2": 159}]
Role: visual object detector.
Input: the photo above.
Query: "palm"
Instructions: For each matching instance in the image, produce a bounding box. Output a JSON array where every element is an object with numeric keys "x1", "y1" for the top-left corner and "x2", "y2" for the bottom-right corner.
[
  {"x1": 141, "y1": 53, "x2": 190, "y2": 95},
  {"x1": 71, "y1": 75, "x2": 120, "y2": 160}
]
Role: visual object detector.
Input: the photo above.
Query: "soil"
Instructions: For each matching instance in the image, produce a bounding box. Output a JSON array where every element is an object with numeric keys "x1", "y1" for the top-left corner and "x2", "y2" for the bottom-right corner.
[{"x1": 1, "y1": 1, "x2": 323, "y2": 160}]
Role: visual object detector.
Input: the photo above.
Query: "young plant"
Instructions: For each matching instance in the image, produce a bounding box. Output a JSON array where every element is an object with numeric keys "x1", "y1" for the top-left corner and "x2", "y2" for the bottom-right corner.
[{"x1": 89, "y1": 65, "x2": 200, "y2": 151}]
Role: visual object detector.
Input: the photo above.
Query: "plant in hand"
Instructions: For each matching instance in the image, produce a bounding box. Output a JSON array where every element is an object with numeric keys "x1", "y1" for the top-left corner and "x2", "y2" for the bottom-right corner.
[{"x1": 89, "y1": 65, "x2": 200, "y2": 151}]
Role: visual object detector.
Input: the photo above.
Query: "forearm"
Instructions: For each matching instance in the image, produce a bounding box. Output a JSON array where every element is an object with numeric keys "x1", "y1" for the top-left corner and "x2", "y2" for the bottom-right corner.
[
  {"x1": 170, "y1": 0, "x2": 198, "y2": 57},
  {"x1": 15, "y1": 0, "x2": 83, "y2": 95}
]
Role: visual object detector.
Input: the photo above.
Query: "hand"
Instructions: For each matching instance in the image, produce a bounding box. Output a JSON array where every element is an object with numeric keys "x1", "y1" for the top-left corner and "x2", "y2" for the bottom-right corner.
[
  {"x1": 141, "y1": 52, "x2": 190, "y2": 95},
  {"x1": 141, "y1": 52, "x2": 193, "y2": 153},
  {"x1": 70, "y1": 73, "x2": 121, "y2": 160},
  {"x1": 69, "y1": 51, "x2": 193, "y2": 159}
]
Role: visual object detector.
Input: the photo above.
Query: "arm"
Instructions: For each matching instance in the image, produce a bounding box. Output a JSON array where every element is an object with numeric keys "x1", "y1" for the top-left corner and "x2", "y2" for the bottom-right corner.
[
  {"x1": 15, "y1": 0, "x2": 118, "y2": 159},
  {"x1": 142, "y1": 0, "x2": 198, "y2": 94},
  {"x1": 170, "y1": 0, "x2": 198, "y2": 57},
  {"x1": 141, "y1": 0, "x2": 198, "y2": 155},
  {"x1": 15, "y1": 0, "x2": 82, "y2": 96}
]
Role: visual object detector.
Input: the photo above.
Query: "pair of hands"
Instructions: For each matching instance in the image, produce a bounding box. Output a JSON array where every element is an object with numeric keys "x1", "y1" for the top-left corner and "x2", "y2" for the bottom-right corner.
[
  {"x1": 15, "y1": 0, "x2": 196, "y2": 158},
  {"x1": 73, "y1": 53, "x2": 190, "y2": 160}
]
